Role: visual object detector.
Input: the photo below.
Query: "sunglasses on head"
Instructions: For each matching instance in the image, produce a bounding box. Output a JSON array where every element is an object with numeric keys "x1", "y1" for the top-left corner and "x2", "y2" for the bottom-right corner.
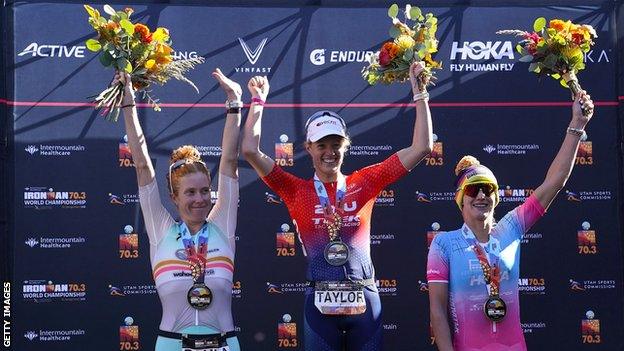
[
  {"x1": 463, "y1": 183, "x2": 497, "y2": 197},
  {"x1": 304, "y1": 111, "x2": 347, "y2": 131}
]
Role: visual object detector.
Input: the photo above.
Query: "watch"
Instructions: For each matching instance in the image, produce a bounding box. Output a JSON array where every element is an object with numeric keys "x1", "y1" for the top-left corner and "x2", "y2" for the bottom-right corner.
[{"x1": 225, "y1": 100, "x2": 243, "y2": 109}]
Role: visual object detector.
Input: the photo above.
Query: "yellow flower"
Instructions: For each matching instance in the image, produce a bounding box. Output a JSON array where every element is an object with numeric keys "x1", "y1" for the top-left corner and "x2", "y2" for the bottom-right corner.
[
  {"x1": 145, "y1": 59, "x2": 157, "y2": 72},
  {"x1": 152, "y1": 27, "x2": 170, "y2": 43},
  {"x1": 395, "y1": 35, "x2": 416, "y2": 52},
  {"x1": 561, "y1": 46, "x2": 582, "y2": 59},
  {"x1": 84, "y1": 5, "x2": 100, "y2": 19},
  {"x1": 155, "y1": 43, "x2": 173, "y2": 56},
  {"x1": 154, "y1": 43, "x2": 173, "y2": 65}
]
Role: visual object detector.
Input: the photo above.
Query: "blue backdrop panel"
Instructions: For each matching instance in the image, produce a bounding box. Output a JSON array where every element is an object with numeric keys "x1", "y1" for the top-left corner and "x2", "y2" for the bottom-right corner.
[{"x1": 2, "y1": 1, "x2": 623, "y2": 351}]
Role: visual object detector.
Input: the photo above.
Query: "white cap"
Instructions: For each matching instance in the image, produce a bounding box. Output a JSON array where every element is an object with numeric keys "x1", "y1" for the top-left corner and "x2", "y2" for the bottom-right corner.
[{"x1": 305, "y1": 111, "x2": 347, "y2": 142}]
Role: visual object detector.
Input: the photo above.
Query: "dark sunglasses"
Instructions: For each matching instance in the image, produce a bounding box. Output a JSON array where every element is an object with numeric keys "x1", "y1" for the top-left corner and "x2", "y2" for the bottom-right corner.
[{"x1": 463, "y1": 183, "x2": 497, "y2": 197}]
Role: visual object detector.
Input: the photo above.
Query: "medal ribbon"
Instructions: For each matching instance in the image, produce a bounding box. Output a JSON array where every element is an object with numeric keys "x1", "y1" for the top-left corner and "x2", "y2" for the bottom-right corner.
[
  {"x1": 313, "y1": 174, "x2": 347, "y2": 241},
  {"x1": 180, "y1": 222, "x2": 209, "y2": 283},
  {"x1": 461, "y1": 225, "x2": 501, "y2": 296}
]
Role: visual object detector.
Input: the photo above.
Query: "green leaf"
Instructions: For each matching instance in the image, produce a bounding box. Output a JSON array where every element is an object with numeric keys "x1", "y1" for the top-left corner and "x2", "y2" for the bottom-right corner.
[
  {"x1": 519, "y1": 55, "x2": 533, "y2": 63},
  {"x1": 533, "y1": 17, "x2": 546, "y2": 32},
  {"x1": 103, "y1": 5, "x2": 117, "y2": 16},
  {"x1": 409, "y1": 7, "x2": 422, "y2": 21},
  {"x1": 426, "y1": 17, "x2": 437, "y2": 26},
  {"x1": 388, "y1": 4, "x2": 399, "y2": 18},
  {"x1": 403, "y1": 48, "x2": 414, "y2": 61},
  {"x1": 389, "y1": 26, "x2": 400, "y2": 39},
  {"x1": 99, "y1": 51, "x2": 113, "y2": 66},
  {"x1": 560, "y1": 79, "x2": 569, "y2": 88},
  {"x1": 543, "y1": 54, "x2": 558, "y2": 68},
  {"x1": 117, "y1": 11, "x2": 128, "y2": 20},
  {"x1": 116, "y1": 58, "x2": 133, "y2": 73},
  {"x1": 120, "y1": 19, "x2": 134, "y2": 35},
  {"x1": 551, "y1": 73, "x2": 561, "y2": 79},
  {"x1": 85, "y1": 39, "x2": 102, "y2": 52},
  {"x1": 528, "y1": 62, "x2": 539, "y2": 72}
]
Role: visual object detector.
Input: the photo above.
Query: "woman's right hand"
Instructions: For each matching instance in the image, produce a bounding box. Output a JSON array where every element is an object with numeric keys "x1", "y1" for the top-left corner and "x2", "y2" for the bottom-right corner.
[
  {"x1": 212, "y1": 68, "x2": 242, "y2": 101},
  {"x1": 112, "y1": 71, "x2": 135, "y2": 105},
  {"x1": 409, "y1": 61, "x2": 427, "y2": 94},
  {"x1": 247, "y1": 75, "x2": 269, "y2": 101}
]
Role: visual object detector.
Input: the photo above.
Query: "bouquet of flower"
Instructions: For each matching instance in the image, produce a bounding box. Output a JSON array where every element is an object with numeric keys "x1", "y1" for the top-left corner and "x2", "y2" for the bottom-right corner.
[
  {"x1": 497, "y1": 17, "x2": 596, "y2": 115},
  {"x1": 362, "y1": 4, "x2": 441, "y2": 90},
  {"x1": 84, "y1": 4, "x2": 204, "y2": 121}
]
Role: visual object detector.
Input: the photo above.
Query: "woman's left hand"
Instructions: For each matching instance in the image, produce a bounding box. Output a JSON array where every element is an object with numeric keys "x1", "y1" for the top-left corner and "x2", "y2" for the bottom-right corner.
[
  {"x1": 212, "y1": 68, "x2": 242, "y2": 101},
  {"x1": 572, "y1": 90, "x2": 594, "y2": 126}
]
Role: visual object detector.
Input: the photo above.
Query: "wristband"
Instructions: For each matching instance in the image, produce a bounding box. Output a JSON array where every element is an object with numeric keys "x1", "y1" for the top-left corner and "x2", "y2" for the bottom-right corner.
[
  {"x1": 412, "y1": 91, "x2": 430, "y2": 102},
  {"x1": 566, "y1": 127, "x2": 585, "y2": 138},
  {"x1": 226, "y1": 108, "x2": 241, "y2": 114},
  {"x1": 251, "y1": 97, "x2": 265, "y2": 106}
]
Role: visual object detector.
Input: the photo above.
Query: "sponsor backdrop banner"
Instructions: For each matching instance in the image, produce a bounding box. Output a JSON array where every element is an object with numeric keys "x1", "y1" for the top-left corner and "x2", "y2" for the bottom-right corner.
[{"x1": 2, "y1": 1, "x2": 623, "y2": 350}]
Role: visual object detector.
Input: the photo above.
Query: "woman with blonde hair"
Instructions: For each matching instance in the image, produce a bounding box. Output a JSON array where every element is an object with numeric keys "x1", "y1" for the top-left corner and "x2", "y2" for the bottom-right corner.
[
  {"x1": 116, "y1": 68, "x2": 242, "y2": 351},
  {"x1": 427, "y1": 92, "x2": 594, "y2": 351}
]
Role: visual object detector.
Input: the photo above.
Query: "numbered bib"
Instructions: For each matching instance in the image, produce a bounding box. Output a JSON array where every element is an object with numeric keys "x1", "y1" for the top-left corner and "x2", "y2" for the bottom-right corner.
[{"x1": 313, "y1": 281, "x2": 366, "y2": 315}]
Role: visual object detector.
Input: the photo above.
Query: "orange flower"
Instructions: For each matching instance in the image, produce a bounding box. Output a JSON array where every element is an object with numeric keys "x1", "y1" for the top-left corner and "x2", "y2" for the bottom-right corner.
[
  {"x1": 549, "y1": 19, "x2": 566, "y2": 32},
  {"x1": 549, "y1": 19, "x2": 572, "y2": 33},
  {"x1": 105, "y1": 21, "x2": 119, "y2": 31},
  {"x1": 379, "y1": 42, "x2": 400, "y2": 66},
  {"x1": 156, "y1": 55, "x2": 173, "y2": 65},
  {"x1": 571, "y1": 32, "x2": 585, "y2": 45},
  {"x1": 134, "y1": 23, "x2": 152, "y2": 43}
]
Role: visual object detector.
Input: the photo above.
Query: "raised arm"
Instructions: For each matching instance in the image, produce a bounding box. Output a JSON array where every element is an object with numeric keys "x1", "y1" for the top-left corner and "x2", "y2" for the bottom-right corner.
[
  {"x1": 533, "y1": 91, "x2": 594, "y2": 210},
  {"x1": 117, "y1": 72, "x2": 155, "y2": 187},
  {"x1": 429, "y1": 283, "x2": 454, "y2": 351},
  {"x1": 396, "y1": 61, "x2": 434, "y2": 170},
  {"x1": 241, "y1": 75, "x2": 274, "y2": 176},
  {"x1": 212, "y1": 68, "x2": 242, "y2": 179}
]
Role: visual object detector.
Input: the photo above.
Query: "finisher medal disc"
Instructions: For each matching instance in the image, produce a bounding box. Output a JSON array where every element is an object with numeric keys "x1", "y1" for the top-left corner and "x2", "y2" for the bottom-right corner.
[
  {"x1": 324, "y1": 241, "x2": 350, "y2": 266},
  {"x1": 187, "y1": 283, "x2": 213, "y2": 310},
  {"x1": 484, "y1": 296, "x2": 507, "y2": 322}
]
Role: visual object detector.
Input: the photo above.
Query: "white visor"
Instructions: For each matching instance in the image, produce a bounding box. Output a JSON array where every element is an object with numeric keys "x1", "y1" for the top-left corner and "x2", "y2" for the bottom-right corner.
[{"x1": 306, "y1": 115, "x2": 346, "y2": 142}]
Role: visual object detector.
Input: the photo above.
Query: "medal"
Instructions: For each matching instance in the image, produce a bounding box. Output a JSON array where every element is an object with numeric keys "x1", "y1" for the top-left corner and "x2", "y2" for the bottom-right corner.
[
  {"x1": 324, "y1": 240, "x2": 350, "y2": 266},
  {"x1": 462, "y1": 225, "x2": 506, "y2": 325},
  {"x1": 187, "y1": 283, "x2": 213, "y2": 310},
  {"x1": 313, "y1": 174, "x2": 350, "y2": 267},
  {"x1": 484, "y1": 295, "x2": 507, "y2": 322},
  {"x1": 180, "y1": 222, "x2": 213, "y2": 310}
]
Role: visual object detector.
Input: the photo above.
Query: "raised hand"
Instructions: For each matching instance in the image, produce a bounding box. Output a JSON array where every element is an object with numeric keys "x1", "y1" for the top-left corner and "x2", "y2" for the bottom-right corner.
[
  {"x1": 573, "y1": 90, "x2": 594, "y2": 124},
  {"x1": 247, "y1": 75, "x2": 269, "y2": 101},
  {"x1": 212, "y1": 68, "x2": 242, "y2": 101},
  {"x1": 112, "y1": 71, "x2": 135, "y2": 105},
  {"x1": 409, "y1": 61, "x2": 427, "y2": 94}
]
